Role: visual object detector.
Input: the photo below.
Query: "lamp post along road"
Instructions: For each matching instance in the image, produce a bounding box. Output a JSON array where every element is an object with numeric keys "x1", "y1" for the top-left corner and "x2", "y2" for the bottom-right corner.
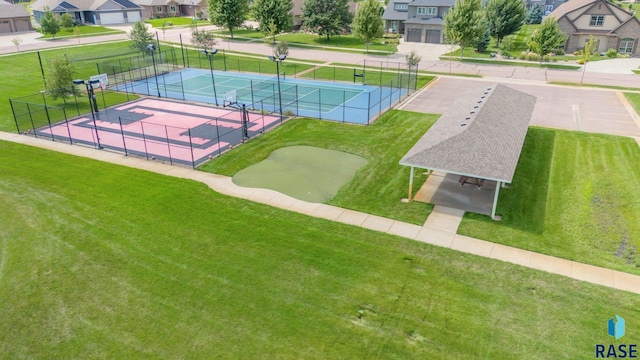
[
  {"x1": 201, "y1": 48, "x2": 219, "y2": 106},
  {"x1": 73, "y1": 79, "x2": 102, "y2": 149},
  {"x1": 147, "y1": 43, "x2": 161, "y2": 97},
  {"x1": 268, "y1": 54, "x2": 286, "y2": 116}
]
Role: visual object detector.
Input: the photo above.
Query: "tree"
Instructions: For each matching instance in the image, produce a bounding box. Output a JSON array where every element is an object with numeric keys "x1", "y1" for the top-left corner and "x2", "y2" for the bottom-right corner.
[
  {"x1": 60, "y1": 12, "x2": 74, "y2": 28},
  {"x1": 129, "y1": 21, "x2": 154, "y2": 53},
  {"x1": 302, "y1": 0, "x2": 353, "y2": 40},
  {"x1": 46, "y1": 57, "x2": 75, "y2": 100},
  {"x1": 208, "y1": 0, "x2": 249, "y2": 38},
  {"x1": 191, "y1": 29, "x2": 218, "y2": 50},
  {"x1": 11, "y1": 36, "x2": 22, "y2": 52},
  {"x1": 475, "y1": 27, "x2": 490, "y2": 52},
  {"x1": 498, "y1": 34, "x2": 515, "y2": 57},
  {"x1": 253, "y1": 0, "x2": 293, "y2": 35},
  {"x1": 273, "y1": 40, "x2": 289, "y2": 58},
  {"x1": 263, "y1": 20, "x2": 278, "y2": 45},
  {"x1": 443, "y1": 0, "x2": 485, "y2": 59},
  {"x1": 73, "y1": 25, "x2": 81, "y2": 44},
  {"x1": 580, "y1": 35, "x2": 596, "y2": 84},
  {"x1": 352, "y1": 0, "x2": 384, "y2": 52},
  {"x1": 527, "y1": 4, "x2": 543, "y2": 24},
  {"x1": 484, "y1": 0, "x2": 525, "y2": 45},
  {"x1": 405, "y1": 50, "x2": 421, "y2": 89},
  {"x1": 527, "y1": 17, "x2": 567, "y2": 60},
  {"x1": 40, "y1": 8, "x2": 60, "y2": 39}
]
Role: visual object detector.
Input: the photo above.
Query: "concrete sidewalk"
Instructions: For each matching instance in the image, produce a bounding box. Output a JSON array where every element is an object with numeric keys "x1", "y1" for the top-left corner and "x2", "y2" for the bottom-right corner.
[{"x1": 1, "y1": 131, "x2": 638, "y2": 294}]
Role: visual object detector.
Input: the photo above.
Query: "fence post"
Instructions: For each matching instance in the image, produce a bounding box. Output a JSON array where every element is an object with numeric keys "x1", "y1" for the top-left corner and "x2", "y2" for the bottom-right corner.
[
  {"x1": 188, "y1": 128, "x2": 195, "y2": 168},
  {"x1": 141, "y1": 122, "x2": 149, "y2": 160},
  {"x1": 318, "y1": 88, "x2": 322, "y2": 120},
  {"x1": 333, "y1": 67, "x2": 336, "y2": 82},
  {"x1": 26, "y1": 103, "x2": 37, "y2": 137},
  {"x1": 295, "y1": 85, "x2": 299, "y2": 116},
  {"x1": 9, "y1": 99, "x2": 20, "y2": 134},
  {"x1": 118, "y1": 116, "x2": 127, "y2": 156},
  {"x1": 237, "y1": 59, "x2": 240, "y2": 72},
  {"x1": 41, "y1": 93, "x2": 54, "y2": 140},
  {"x1": 180, "y1": 72, "x2": 186, "y2": 100},
  {"x1": 367, "y1": 92, "x2": 371, "y2": 124},
  {"x1": 179, "y1": 34, "x2": 186, "y2": 67},
  {"x1": 165, "y1": 125, "x2": 173, "y2": 166},
  {"x1": 62, "y1": 107, "x2": 72, "y2": 144},
  {"x1": 258, "y1": 61, "x2": 261, "y2": 75},
  {"x1": 250, "y1": 80, "x2": 255, "y2": 106},
  {"x1": 215, "y1": 118, "x2": 221, "y2": 155},
  {"x1": 342, "y1": 90, "x2": 346, "y2": 123},
  {"x1": 223, "y1": 49, "x2": 227, "y2": 71}
]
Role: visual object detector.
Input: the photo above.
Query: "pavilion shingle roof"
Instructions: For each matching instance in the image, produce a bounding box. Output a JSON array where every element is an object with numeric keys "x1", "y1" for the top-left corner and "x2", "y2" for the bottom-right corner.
[{"x1": 400, "y1": 84, "x2": 536, "y2": 183}]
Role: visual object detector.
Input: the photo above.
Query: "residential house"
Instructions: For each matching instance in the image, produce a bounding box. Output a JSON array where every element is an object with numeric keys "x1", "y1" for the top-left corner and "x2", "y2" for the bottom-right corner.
[
  {"x1": 32, "y1": 0, "x2": 142, "y2": 25},
  {"x1": 134, "y1": 0, "x2": 207, "y2": 20},
  {"x1": 524, "y1": 0, "x2": 567, "y2": 15},
  {"x1": 548, "y1": 0, "x2": 640, "y2": 55},
  {"x1": 0, "y1": 1, "x2": 33, "y2": 33},
  {"x1": 383, "y1": 0, "x2": 454, "y2": 43}
]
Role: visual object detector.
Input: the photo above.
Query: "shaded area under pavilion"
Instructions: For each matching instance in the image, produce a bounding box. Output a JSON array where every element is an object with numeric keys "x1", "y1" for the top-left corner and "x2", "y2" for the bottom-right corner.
[{"x1": 400, "y1": 84, "x2": 537, "y2": 219}]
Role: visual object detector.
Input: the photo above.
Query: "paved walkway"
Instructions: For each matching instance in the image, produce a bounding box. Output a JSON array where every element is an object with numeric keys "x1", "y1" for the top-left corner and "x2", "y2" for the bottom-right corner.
[{"x1": 1, "y1": 131, "x2": 638, "y2": 294}]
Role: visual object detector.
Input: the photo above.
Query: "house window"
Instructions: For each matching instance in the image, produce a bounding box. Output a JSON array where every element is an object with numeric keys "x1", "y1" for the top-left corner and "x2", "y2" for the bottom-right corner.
[
  {"x1": 394, "y1": 3, "x2": 408, "y2": 10},
  {"x1": 544, "y1": 5, "x2": 553, "y2": 12},
  {"x1": 589, "y1": 15, "x2": 604, "y2": 26},
  {"x1": 417, "y1": 7, "x2": 426, "y2": 15},
  {"x1": 169, "y1": 5, "x2": 176, "y2": 12},
  {"x1": 619, "y1": 38, "x2": 635, "y2": 53},
  {"x1": 427, "y1": 7, "x2": 437, "y2": 15},
  {"x1": 156, "y1": 6, "x2": 162, "y2": 12}
]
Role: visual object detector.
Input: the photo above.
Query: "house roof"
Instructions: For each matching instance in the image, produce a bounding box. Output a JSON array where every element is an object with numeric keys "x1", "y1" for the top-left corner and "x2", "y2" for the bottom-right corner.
[
  {"x1": 547, "y1": 0, "x2": 596, "y2": 18},
  {"x1": 409, "y1": 0, "x2": 455, "y2": 7},
  {"x1": 32, "y1": 0, "x2": 140, "y2": 11},
  {"x1": 404, "y1": 17, "x2": 444, "y2": 24},
  {"x1": 399, "y1": 84, "x2": 536, "y2": 183},
  {"x1": 382, "y1": 0, "x2": 411, "y2": 21},
  {"x1": 0, "y1": 1, "x2": 31, "y2": 18}
]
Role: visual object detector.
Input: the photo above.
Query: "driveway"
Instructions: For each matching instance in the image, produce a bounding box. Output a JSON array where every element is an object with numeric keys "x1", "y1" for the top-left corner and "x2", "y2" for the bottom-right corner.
[{"x1": 401, "y1": 77, "x2": 640, "y2": 138}]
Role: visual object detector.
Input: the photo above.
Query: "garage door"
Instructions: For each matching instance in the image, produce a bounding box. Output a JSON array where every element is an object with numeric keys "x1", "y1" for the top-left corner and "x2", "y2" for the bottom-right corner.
[
  {"x1": 0, "y1": 21, "x2": 12, "y2": 33},
  {"x1": 100, "y1": 12, "x2": 125, "y2": 25},
  {"x1": 406, "y1": 29, "x2": 422, "y2": 42},
  {"x1": 15, "y1": 19, "x2": 31, "y2": 32},
  {"x1": 127, "y1": 11, "x2": 141, "y2": 23},
  {"x1": 425, "y1": 30, "x2": 440, "y2": 43}
]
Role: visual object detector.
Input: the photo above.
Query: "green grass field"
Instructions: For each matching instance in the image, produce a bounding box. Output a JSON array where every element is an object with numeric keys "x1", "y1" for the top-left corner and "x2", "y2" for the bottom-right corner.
[
  {"x1": 459, "y1": 128, "x2": 640, "y2": 275},
  {"x1": 201, "y1": 111, "x2": 436, "y2": 224},
  {"x1": 299, "y1": 65, "x2": 433, "y2": 87},
  {"x1": 37, "y1": 25, "x2": 124, "y2": 39},
  {"x1": 1, "y1": 140, "x2": 638, "y2": 358}
]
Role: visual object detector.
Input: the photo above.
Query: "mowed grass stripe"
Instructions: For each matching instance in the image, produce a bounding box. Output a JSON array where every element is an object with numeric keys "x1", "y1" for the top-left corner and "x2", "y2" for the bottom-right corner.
[{"x1": 1, "y1": 140, "x2": 638, "y2": 358}]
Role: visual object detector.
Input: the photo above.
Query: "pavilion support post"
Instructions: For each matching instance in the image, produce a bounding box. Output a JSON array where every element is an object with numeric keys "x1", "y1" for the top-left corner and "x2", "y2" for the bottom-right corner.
[
  {"x1": 408, "y1": 166, "x2": 414, "y2": 201},
  {"x1": 491, "y1": 181, "x2": 502, "y2": 220}
]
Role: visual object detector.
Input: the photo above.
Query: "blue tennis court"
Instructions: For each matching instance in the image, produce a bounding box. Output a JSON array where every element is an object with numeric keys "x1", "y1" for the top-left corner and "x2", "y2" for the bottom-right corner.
[{"x1": 113, "y1": 68, "x2": 410, "y2": 124}]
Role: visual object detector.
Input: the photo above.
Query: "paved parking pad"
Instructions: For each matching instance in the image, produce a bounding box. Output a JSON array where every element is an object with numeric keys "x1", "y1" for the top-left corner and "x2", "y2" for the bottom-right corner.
[{"x1": 404, "y1": 77, "x2": 640, "y2": 138}]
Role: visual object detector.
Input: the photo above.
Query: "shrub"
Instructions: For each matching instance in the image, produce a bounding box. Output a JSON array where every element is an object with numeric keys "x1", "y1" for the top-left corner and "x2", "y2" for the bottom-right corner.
[
  {"x1": 577, "y1": 58, "x2": 585, "y2": 64},
  {"x1": 573, "y1": 49, "x2": 583, "y2": 56},
  {"x1": 552, "y1": 48, "x2": 564, "y2": 55},
  {"x1": 542, "y1": 55, "x2": 551, "y2": 62},
  {"x1": 519, "y1": 51, "x2": 528, "y2": 60},
  {"x1": 606, "y1": 48, "x2": 618, "y2": 58},
  {"x1": 526, "y1": 52, "x2": 540, "y2": 61}
]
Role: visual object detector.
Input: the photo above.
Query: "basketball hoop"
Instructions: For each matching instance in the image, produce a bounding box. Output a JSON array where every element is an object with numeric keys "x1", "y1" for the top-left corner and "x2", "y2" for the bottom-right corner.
[{"x1": 223, "y1": 90, "x2": 237, "y2": 107}]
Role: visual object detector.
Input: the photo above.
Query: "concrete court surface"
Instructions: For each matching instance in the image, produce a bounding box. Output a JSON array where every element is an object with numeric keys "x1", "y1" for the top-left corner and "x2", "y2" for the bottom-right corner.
[
  {"x1": 413, "y1": 171, "x2": 496, "y2": 215},
  {"x1": 402, "y1": 77, "x2": 640, "y2": 138}
]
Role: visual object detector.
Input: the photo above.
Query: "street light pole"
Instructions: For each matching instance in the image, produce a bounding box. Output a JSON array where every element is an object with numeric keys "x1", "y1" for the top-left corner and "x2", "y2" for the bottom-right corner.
[
  {"x1": 147, "y1": 43, "x2": 161, "y2": 97},
  {"x1": 268, "y1": 54, "x2": 286, "y2": 116},
  {"x1": 201, "y1": 48, "x2": 219, "y2": 106},
  {"x1": 73, "y1": 79, "x2": 102, "y2": 149}
]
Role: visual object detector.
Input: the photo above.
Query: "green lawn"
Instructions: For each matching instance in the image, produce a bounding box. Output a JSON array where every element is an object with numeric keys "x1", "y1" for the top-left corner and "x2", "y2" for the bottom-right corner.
[
  {"x1": 37, "y1": 25, "x2": 124, "y2": 39},
  {"x1": 214, "y1": 28, "x2": 266, "y2": 39},
  {"x1": 458, "y1": 127, "x2": 640, "y2": 275},
  {"x1": 279, "y1": 33, "x2": 398, "y2": 53},
  {"x1": 625, "y1": 92, "x2": 640, "y2": 111},
  {"x1": 2, "y1": 140, "x2": 639, "y2": 358},
  {"x1": 200, "y1": 111, "x2": 436, "y2": 224},
  {"x1": 145, "y1": 16, "x2": 205, "y2": 28}
]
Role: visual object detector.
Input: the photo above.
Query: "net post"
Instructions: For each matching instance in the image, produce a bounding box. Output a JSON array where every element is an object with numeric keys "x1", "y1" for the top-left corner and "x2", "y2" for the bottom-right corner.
[
  {"x1": 9, "y1": 99, "x2": 20, "y2": 134},
  {"x1": 140, "y1": 121, "x2": 149, "y2": 160},
  {"x1": 118, "y1": 116, "x2": 127, "y2": 156},
  {"x1": 164, "y1": 125, "x2": 173, "y2": 166},
  {"x1": 187, "y1": 127, "x2": 195, "y2": 168}
]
